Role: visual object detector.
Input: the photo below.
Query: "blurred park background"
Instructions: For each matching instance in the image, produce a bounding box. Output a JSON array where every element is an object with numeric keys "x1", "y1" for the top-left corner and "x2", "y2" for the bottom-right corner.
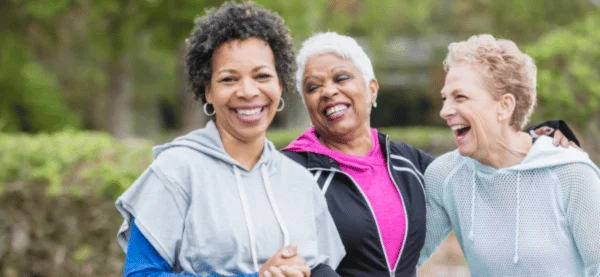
[{"x1": 1, "y1": 0, "x2": 600, "y2": 276}]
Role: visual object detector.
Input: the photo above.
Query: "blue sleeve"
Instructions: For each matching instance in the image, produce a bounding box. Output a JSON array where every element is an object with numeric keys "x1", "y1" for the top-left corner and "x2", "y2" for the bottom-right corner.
[{"x1": 125, "y1": 218, "x2": 258, "y2": 277}]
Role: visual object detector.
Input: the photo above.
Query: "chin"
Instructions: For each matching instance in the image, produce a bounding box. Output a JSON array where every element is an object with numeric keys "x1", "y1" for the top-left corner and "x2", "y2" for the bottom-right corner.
[{"x1": 457, "y1": 143, "x2": 477, "y2": 158}]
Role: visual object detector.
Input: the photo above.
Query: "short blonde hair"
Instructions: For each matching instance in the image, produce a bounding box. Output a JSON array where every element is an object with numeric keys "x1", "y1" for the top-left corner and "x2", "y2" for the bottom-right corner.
[{"x1": 444, "y1": 34, "x2": 537, "y2": 130}]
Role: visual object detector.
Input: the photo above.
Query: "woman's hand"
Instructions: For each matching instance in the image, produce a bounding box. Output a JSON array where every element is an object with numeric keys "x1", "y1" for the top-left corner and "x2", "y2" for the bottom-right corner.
[
  {"x1": 534, "y1": 127, "x2": 581, "y2": 150},
  {"x1": 264, "y1": 265, "x2": 311, "y2": 277},
  {"x1": 259, "y1": 245, "x2": 310, "y2": 277}
]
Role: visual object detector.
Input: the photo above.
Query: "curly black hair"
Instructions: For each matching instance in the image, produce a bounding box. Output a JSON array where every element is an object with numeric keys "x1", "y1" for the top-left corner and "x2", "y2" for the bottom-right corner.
[{"x1": 185, "y1": 1, "x2": 296, "y2": 103}]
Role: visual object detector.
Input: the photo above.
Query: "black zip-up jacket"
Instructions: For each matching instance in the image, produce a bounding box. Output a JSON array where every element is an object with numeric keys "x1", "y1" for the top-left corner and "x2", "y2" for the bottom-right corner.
[{"x1": 282, "y1": 132, "x2": 435, "y2": 277}]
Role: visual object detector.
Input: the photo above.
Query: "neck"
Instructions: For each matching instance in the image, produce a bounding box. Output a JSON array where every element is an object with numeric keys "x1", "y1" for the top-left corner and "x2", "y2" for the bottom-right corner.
[
  {"x1": 478, "y1": 127, "x2": 532, "y2": 169},
  {"x1": 318, "y1": 125, "x2": 374, "y2": 156},
  {"x1": 216, "y1": 124, "x2": 264, "y2": 171}
]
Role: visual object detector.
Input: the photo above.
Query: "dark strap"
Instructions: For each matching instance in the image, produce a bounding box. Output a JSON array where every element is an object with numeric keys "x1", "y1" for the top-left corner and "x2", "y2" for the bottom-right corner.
[{"x1": 526, "y1": 120, "x2": 580, "y2": 147}]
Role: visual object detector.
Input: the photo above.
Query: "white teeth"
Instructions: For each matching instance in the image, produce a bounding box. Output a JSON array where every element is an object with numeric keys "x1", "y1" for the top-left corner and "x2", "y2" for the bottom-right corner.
[
  {"x1": 451, "y1": 125, "x2": 470, "y2": 131},
  {"x1": 325, "y1": 104, "x2": 348, "y2": 116},
  {"x1": 236, "y1": 108, "x2": 262, "y2": 115}
]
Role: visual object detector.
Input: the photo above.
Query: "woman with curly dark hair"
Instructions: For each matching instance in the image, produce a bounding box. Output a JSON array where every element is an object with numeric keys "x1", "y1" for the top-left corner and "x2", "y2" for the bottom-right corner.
[{"x1": 115, "y1": 2, "x2": 345, "y2": 277}]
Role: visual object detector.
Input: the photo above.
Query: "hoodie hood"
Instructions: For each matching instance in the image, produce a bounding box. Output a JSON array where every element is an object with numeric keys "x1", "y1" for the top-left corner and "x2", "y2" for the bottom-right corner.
[
  {"x1": 472, "y1": 136, "x2": 599, "y2": 173},
  {"x1": 153, "y1": 120, "x2": 280, "y2": 174}
]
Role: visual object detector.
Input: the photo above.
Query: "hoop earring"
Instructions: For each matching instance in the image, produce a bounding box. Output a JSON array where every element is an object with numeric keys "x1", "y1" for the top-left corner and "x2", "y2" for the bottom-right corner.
[
  {"x1": 373, "y1": 101, "x2": 377, "y2": 108},
  {"x1": 276, "y1": 99, "x2": 285, "y2": 112},
  {"x1": 203, "y1": 103, "x2": 216, "y2": 116}
]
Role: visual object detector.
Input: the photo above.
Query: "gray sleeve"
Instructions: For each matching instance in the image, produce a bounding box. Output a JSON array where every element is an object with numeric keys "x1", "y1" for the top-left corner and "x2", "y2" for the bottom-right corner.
[
  {"x1": 559, "y1": 163, "x2": 600, "y2": 277},
  {"x1": 312, "y1": 181, "x2": 346, "y2": 270},
  {"x1": 418, "y1": 156, "x2": 454, "y2": 267},
  {"x1": 116, "y1": 164, "x2": 191, "y2": 268}
]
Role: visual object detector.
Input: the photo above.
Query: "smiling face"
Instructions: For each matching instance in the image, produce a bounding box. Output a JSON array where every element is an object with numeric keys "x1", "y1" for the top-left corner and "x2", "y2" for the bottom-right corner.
[
  {"x1": 301, "y1": 53, "x2": 378, "y2": 140},
  {"x1": 206, "y1": 38, "x2": 282, "y2": 143},
  {"x1": 440, "y1": 63, "x2": 505, "y2": 158}
]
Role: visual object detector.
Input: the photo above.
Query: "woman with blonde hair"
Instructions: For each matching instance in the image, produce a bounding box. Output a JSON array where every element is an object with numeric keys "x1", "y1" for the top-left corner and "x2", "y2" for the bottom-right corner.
[{"x1": 420, "y1": 34, "x2": 600, "y2": 276}]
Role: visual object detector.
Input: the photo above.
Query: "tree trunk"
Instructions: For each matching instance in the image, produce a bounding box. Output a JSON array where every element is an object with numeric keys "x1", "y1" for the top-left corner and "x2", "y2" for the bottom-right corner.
[
  {"x1": 107, "y1": 51, "x2": 133, "y2": 139},
  {"x1": 177, "y1": 43, "x2": 207, "y2": 132}
]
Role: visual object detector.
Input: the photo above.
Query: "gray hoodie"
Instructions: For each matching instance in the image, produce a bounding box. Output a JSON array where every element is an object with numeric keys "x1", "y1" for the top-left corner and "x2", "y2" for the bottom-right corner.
[{"x1": 116, "y1": 121, "x2": 345, "y2": 275}]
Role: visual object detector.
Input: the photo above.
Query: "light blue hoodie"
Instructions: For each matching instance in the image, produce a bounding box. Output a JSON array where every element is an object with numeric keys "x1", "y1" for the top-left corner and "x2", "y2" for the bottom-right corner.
[
  {"x1": 419, "y1": 136, "x2": 600, "y2": 277},
  {"x1": 116, "y1": 121, "x2": 345, "y2": 276}
]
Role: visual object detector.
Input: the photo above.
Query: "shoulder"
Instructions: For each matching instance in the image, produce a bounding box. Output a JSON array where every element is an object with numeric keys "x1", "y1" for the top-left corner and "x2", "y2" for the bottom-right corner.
[
  {"x1": 280, "y1": 150, "x2": 309, "y2": 168},
  {"x1": 150, "y1": 146, "x2": 210, "y2": 186},
  {"x1": 425, "y1": 150, "x2": 465, "y2": 183},
  {"x1": 552, "y1": 161, "x2": 600, "y2": 188},
  {"x1": 153, "y1": 146, "x2": 205, "y2": 164},
  {"x1": 385, "y1": 135, "x2": 436, "y2": 171}
]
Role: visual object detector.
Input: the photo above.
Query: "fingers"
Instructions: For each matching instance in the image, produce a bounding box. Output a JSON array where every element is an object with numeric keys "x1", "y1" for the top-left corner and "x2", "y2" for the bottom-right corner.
[
  {"x1": 552, "y1": 130, "x2": 564, "y2": 147},
  {"x1": 291, "y1": 265, "x2": 311, "y2": 277},
  {"x1": 268, "y1": 265, "x2": 307, "y2": 277},
  {"x1": 534, "y1": 126, "x2": 554, "y2": 136},
  {"x1": 560, "y1": 136, "x2": 569, "y2": 148},
  {"x1": 569, "y1": 141, "x2": 583, "y2": 151},
  {"x1": 268, "y1": 266, "x2": 286, "y2": 277},
  {"x1": 281, "y1": 245, "x2": 298, "y2": 258}
]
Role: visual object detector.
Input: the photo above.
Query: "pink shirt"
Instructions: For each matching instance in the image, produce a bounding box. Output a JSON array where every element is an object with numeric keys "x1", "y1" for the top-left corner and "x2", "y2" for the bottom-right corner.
[{"x1": 283, "y1": 128, "x2": 406, "y2": 269}]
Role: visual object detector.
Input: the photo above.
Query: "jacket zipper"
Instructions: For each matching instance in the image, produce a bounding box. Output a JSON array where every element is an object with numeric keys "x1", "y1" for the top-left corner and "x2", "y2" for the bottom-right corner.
[
  {"x1": 310, "y1": 166, "x2": 396, "y2": 276},
  {"x1": 386, "y1": 135, "x2": 409, "y2": 277}
]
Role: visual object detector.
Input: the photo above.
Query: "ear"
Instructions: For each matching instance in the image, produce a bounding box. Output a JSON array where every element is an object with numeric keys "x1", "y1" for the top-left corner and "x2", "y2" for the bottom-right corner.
[
  {"x1": 498, "y1": 93, "x2": 516, "y2": 122},
  {"x1": 368, "y1": 78, "x2": 379, "y2": 105},
  {"x1": 205, "y1": 84, "x2": 212, "y2": 103}
]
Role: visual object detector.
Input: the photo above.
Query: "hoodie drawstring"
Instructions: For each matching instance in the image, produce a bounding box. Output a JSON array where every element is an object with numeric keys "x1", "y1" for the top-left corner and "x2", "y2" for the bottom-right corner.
[
  {"x1": 514, "y1": 172, "x2": 521, "y2": 264},
  {"x1": 233, "y1": 165, "x2": 291, "y2": 273},
  {"x1": 469, "y1": 172, "x2": 476, "y2": 241},
  {"x1": 234, "y1": 166, "x2": 259, "y2": 272},
  {"x1": 260, "y1": 165, "x2": 290, "y2": 246},
  {"x1": 470, "y1": 170, "x2": 521, "y2": 264}
]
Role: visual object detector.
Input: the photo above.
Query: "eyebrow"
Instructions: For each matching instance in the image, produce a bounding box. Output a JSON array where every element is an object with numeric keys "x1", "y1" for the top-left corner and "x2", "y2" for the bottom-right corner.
[
  {"x1": 217, "y1": 69, "x2": 236, "y2": 75},
  {"x1": 216, "y1": 65, "x2": 273, "y2": 75},
  {"x1": 302, "y1": 65, "x2": 353, "y2": 83},
  {"x1": 252, "y1": 65, "x2": 272, "y2": 72},
  {"x1": 441, "y1": 88, "x2": 461, "y2": 96}
]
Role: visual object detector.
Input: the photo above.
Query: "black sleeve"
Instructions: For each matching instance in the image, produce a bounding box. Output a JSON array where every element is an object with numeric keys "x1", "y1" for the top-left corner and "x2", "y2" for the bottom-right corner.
[
  {"x1": 526, "y1": 120, "x2": 580, "y2": 147},
  {"x1": 311, "y1": 264, "x2": 340, "y2": 277},
  {"x1": 418, "y1": 149, "x2": 436, "y2": 173}
]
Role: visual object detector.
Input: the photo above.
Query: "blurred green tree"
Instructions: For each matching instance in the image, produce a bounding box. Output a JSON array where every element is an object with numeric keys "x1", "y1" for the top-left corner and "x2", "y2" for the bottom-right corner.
[
  {"x1": 526, "y1": 12, "x2": 600, "y2": 135},
  {"x1": 0, "y1": 0, "x2": 81, "y2": 133}
]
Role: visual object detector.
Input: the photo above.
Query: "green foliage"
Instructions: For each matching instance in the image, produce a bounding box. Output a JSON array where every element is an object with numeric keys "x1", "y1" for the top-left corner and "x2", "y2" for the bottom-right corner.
[
  {"x1": 0, "y1": 37, "x2": 82, "y2": 133},
  {"x1": 526, "y1": 13, "x2": 600, "y2": 129},
  {"x1": 266, "y1": 126, "x2": 452, "y2": 152},
  {"x1": 0, "y1": 131, "x2": 152, "y2": 198}
]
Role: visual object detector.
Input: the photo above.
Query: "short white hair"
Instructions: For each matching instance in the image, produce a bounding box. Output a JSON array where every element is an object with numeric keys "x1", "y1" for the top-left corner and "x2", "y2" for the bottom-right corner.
[{"x1": 295, "y1": 32, "x2": 375, "y2": 93}]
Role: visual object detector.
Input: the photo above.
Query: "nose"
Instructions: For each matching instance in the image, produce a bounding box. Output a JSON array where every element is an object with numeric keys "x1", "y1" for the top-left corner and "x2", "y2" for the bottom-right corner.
[
  {"x1": 440, "y1": 100, "x2": 456, "y2": 120},
  {"x1": 238, "y1": 77, "x2": 260, "y2": 99},
  {"x1": 321, "y1": 81, "x2": 339, "y2": 99}
]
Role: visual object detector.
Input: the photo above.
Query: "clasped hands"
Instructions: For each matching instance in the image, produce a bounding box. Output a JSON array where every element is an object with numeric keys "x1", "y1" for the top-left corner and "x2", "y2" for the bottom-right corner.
[{"x1": 259, "y1": 245, "x2": 310, "y2": 277}]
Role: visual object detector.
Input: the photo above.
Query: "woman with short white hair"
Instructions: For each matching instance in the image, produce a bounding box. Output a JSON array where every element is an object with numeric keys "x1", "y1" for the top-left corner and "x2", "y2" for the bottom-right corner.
[{"x1": 420, "y1": 34, "x2": 600, "y2": 276}]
